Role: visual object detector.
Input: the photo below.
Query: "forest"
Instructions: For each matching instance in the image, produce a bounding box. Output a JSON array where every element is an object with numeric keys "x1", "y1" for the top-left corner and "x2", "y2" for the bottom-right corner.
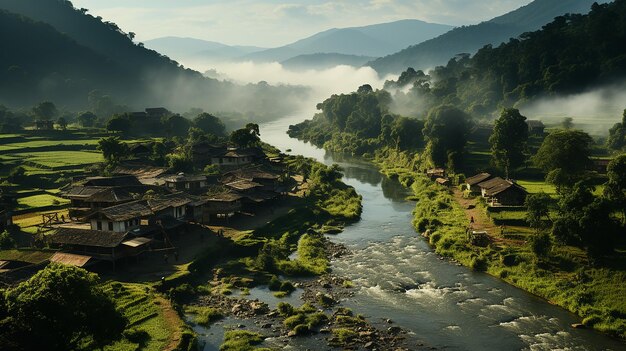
[{"x1": 385, "y1": 0, "x2": 626, "y2": 117}]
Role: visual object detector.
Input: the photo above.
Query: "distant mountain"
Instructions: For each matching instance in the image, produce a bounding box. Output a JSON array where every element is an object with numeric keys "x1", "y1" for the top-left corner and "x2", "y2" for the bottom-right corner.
[
  {"x1": 144, "y1": 37, "x2": 265, "y2": 62},
  {"x1": 243, "y1": 19, "x2": 453, "y2": 63},
  {"x1": 0, "y1": 0, "x2": 307, "y2": 116},
  {"x1": 281, "y1": 53, "x2": 376, "y2": 71},
  {"x1": 368, "y1": 0, "x2": 612, "y2": 75}
]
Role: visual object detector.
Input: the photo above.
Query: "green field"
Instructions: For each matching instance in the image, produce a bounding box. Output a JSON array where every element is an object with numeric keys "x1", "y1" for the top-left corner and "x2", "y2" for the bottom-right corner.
[
  {"x1": 0, "y1": 249, "x2": 54, "y2": 263},
  {"x1": 13, "y1": 150, "x2": 103, "y2": 169},
  {"x1": 16, "y1": 194, "x2": 69, "y2": 210}
]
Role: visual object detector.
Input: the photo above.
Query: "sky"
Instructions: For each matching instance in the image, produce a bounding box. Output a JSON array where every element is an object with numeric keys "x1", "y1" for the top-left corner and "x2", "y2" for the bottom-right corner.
[{"x1": 70, "y1": 0, "x2": 532, "y2": 47}]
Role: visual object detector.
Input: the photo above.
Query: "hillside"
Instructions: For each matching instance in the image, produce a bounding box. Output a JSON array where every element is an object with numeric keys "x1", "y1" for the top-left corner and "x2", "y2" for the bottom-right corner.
[
  {"x1": 0, "y1": 0, "x2": 307, "y2": 117},
  {"x1": 281, "y1": 53, "x2": 376, "y2": 71},
  {"x1": 386, "y1": 0, "x2": 626, "y2": 116},
  {"x1": 0, "y1": 10, "x2": 132, "y2": 107},
  {"x1": 243, "y1": 19, "x2": 453, "y2": 63},
  {"x1": 368, "y1": 0, "x2": 611, "y2": 75},
  {"x1": 144, "y1": 37, "x2": 265, "y2": 62}
]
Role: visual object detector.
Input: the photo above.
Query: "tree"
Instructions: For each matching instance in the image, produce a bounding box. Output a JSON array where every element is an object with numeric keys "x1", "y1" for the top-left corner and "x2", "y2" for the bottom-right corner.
[
  {"x1": 529, "y1": 232, "x2": 552, "y2": 260},
  {"x1": 357, "y1": 84, "x2": 373, "y2": 94},
  {"x1": 604, "y1": 154, "x2": 626, "y2": 224},
  {"x1": 561, "y1": 117, "x2": 574, "y2": 130},
  {"x1": 422, "y1": 105, "x2": 470, "y2": 169},
  {"x1": 230, "y1": 124, "x2": 261, "y2": 148},
  {"x1": 56, "y1": 117, "x2": 67, "y2": 130},
  {"x1": 164, "y1": 115, "x2": 191, "y2": 137},
  {"x1": 77, "y1": 111, "x2": 97, "y2": 128},
  {"x1": 525, "y1": 192, "x2": 552, "y2": 233},
  {"x1": 533, "y1": 130, "x2": 593, "y2": 191},
  {"x1": 0, "y1": 264, "x2": 125, "y2": 351},
  {"x1": 167, "y1": 153, "x2": 193, "y2": 173},
  {"x1": 106, "y1": 116, "x2": 131, "y2": 134},
  {"x1": 150, "y1": 141, "x2": 168, "y2": 166},
  {"x1": 0, "y1": 230, "x2": 15, "y2": 249},
  {"x1": 606, "y1": 109, "x2": 626, "y2": 150},
  {"x1": 32, "y1": 101, "x2": 58, "y2": 121},
  {"x1": 97, "y1": 136, "x2": 129, "y2": 165},
  {"x1": 489, "y1": 108, "x2": 529, "y2": 177},
  {"x1": 193, "y1": 113, "x2": 226, "y2": 136}
]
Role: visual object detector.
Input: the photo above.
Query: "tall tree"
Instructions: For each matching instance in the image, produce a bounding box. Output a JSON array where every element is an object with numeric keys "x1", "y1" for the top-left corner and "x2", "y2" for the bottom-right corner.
[
  {"x1": 32, "y1": 101, "x2": 58, "y2": 121},
  {"x1": 604, "y1": 154, "x2": 626, "y2": 224},
  {"x1": 165, "y1": 115, "x2": 191, "y2": 137},
  {"x1": 525, "y1": 192, "x2": 552, "y2": 233},
  {"x1": 533, "y1": 130, "x2": 593, "y2": 191},
  {"x1": 77, "y1": 111, "x2": 97, "y2": 128},
  {"x1": 607, "y1": 109, "x2": 626, "y2": 150},
  {"x1": 422, "y1": 105, "x2": 470, "y2": 169},
  {"x1": 97, "y1": 136, "x2": 128, "y2": 165},
  {"x1": 56, "y1": 117, "x2": 67, "y2": 130},
  {"x1": 193, "y1": 113, "x2": 226, "y2": 136},
  {"x1": 489, "y1": 108, "x2": 529, "y2": 178},
  {"x1": 106, "y1": 116, "x2": 131, "y2": 135}
]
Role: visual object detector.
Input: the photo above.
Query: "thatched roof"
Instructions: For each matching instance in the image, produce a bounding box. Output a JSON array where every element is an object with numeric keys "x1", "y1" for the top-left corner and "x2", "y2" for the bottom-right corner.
[
  {"x1": 222, "y1": 167, "x2": 279, "y2": 183},
  {"x1": 50, "y1": 252, "x2": 92, "y2": 267},
  {"x1": 91, "y1": 201, "x2": 153, "y2": 221},
  {"x1": 225, "y1": 179, "x2": 263, "y2": 191},
  {"x1": 478, "y1": 177, "x2": 527, "y2": 196},
  {"x1": 83, "y1": 175, "x2": 142, "y2": 187},
  {"x1": 164, "y1": 173, "x2": 207, "y2": 183},
  {"x1": 147, "y1": 193, "x2": 193, "y2": 212},
  {"x1": 465, "y1": 173, "x2": 492, "y2": 186},
  {"x1": 50, "y1": 228, "x2": 127, "y2": 248}
]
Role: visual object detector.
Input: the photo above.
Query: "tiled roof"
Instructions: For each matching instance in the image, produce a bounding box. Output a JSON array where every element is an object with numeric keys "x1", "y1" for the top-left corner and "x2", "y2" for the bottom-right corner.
[
  {"x1": 465, "y1": 173, "x2": 492, "y2": 186},
  {"x1": 50, "y1": 228, "x2": 127, "y2": 248}
]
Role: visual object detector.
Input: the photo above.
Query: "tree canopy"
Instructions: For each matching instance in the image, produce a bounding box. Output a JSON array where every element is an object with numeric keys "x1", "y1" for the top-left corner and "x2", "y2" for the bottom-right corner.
[
  {"x1": 193, "y1": 113, "x2": 226, "y2": 137},
  {"x1": 422, "y1": 105, "x2": 470, "y2": 169},
  {"x1": 0, "y1": 263, "x2": 125, "y2": 351},
  {"x1": 489, "y1": 108, "x2": 529, "y2": 177},
  {"x1": 533, "y1": 130, "x2": 593, "y2": 190}
]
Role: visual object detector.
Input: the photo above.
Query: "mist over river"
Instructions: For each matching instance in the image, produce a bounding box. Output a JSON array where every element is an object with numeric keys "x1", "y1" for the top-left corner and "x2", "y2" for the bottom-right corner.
[{"x1": 257, "y1": 112, "x2": 626, "y2": 351}]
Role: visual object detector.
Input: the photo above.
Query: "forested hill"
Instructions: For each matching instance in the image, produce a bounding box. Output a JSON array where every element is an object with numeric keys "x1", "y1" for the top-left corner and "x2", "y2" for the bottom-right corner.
[
  {"x1": 367, "y1": 0, "x2": 611, "y2": 75},
  {"x1": 387, "y1": 0, "x2": 626, "y2": 116},
  {"x1": 0, "y1": 10, "x2": 131, "y2": 107},
  {"x1": 0, "y1": 0, "x2": 307, "y2": 117}
]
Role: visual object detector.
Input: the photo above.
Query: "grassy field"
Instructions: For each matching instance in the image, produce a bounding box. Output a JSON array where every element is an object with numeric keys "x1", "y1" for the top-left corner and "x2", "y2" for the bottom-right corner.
[
  {"x1": 0, "y1": 249, "x2": 54, "y2": 263},
  {"x1": 103, "y1": 282, "x2": 185, "y2": 351},
  {"x1": 16, "y1": 194, "x2": 69, "y2": 210},
  {"x1": 14, "y1": 150, "x2": 103, "y2": 169}
]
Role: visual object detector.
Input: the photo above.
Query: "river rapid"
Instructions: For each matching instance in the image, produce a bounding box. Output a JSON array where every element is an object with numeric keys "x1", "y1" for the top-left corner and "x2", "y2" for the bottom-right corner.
[{"x1": 257, "y1": 113, "x2": 625, "y2": 351}]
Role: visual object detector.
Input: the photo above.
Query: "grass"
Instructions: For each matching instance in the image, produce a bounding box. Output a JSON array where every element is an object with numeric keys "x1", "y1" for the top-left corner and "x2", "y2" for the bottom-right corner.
[
  {"x1": 103, "y1": 282, "x2": 184, "y2": 351},
  {"x1": 184, "y1": 306, "x2": 223, "y2": 327},
  {"x1": 16, "y1": 194, "x2": 69, "y2": 210},
  {"x1": 517, "y1": 180, "x2": 557, "y2": 196},
  {"x1": 276, "y1": 233, "x2": 329, "y2": 276},
  {"x1": 220, "y1": 330, "x2": 266, "y2": 351},
  {"x1": 0, "y1": 249, "x2": 54, "y2": 263},
  {"x1": 0, "y1": 139, "x2": 101, "y2": 152},
  {"x1": 13, "y1": 150, "x2": 103, "y2": 169},
  {"x1": 13, "y1": 209, "x2": 69, "y2": 229}
]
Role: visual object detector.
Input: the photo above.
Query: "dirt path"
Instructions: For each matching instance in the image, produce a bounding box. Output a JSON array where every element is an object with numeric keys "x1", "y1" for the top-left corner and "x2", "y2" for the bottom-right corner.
[
  {"x1": 452, "y1": 188, "x2": 498, "y2": 234},
  {"x1": 157, "y1": 296, "x2": 185, "y2": 351}
]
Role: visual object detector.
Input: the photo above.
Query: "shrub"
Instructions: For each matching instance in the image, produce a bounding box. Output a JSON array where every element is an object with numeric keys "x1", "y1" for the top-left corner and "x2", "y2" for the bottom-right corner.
[
  {"x1": 470, "y1": 256, "x2": 488, "y2": 271},
  {"x1": 220, "y1": 330, "x2": 264, "y2": 351},
  {"x1": 0, "y1": 230, "x2": 16, "y2": 249},
  {"x1": 292, "y1": 324, "x2": 310, "y2": 336},
  {"x1": 268, "y1": 276, "x2": 281, "y2": 291},
  {"x1": 123, "y1": 328, "x2": 149, "y2": 344},
  {"x1": 284, "y1": 314, "x2": 306, "y2": 329},
  {"x1": 277, "y1": 302, "x2": 295, "y2": 317}
]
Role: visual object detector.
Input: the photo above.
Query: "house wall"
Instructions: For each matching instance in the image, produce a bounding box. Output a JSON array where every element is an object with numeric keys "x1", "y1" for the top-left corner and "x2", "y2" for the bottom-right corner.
[{"x1": 90, "y1": 218, "x2": 140, "y2": 232}]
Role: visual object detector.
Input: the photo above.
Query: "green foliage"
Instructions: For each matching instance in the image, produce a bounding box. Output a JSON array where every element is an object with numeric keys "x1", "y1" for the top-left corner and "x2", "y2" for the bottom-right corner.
[
  {"x1": 529, "y1": 232, "x2": 552, "y2": 259},
  {"x1": 193, "y1": 113, "x2": 226, "y2": 137},
  {"x1": 607, "y1": 110, "x2": 626, "y2": 150},
  {"x1": 533, "y1": 130, "x2": 593, "y2": 190},
  {"x1": 164, "y1": 115, "x2": 191, "y2": 137},
  {"x1": 107, "y1": 116, "x2": 131, "y2": 134},
  {"x1": 489, "y1": 108, "x2": 529, "y2": 175},
  {"x1": 77, "y1": 111, "x2": 97, "y2": 128},
  {"x1": 230, "y1": 127, "x2": 260, "y2": 148},
  {"x1": 219, "y1": 330, "x2": 264, "y2": 351},
  {"x1": 604, "y1": 154, "x2": 626, "y2": 223},
  {"x1": 185, "y1": 306, "x2": 223, "y2": 327},
  {"x1": 525, "y1": 192, "x2": 552, "y2": 232},
  {"x1": 97, "y1": 136, "x2": 129, "y2": 165},
  {"x1": 32, "y1": 101, "x2": 58, "y2": 121},
  {"x1": 423, "y1": 105, "x2": 470, "y2": 169},
  {"x1": 0, "y1": 264, "x2": 126, "y2": 351},
  {"x1": 0, "y1": 230, "x2": 16, "y2": 249},
  {"x1": 167, "y1": 153, "x2": 193, "y2": 173}
]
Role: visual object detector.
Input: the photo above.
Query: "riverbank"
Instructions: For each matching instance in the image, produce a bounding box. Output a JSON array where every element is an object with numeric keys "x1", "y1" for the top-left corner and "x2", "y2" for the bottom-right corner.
[
  {"x1": 150, "y1": 155, "x2": 418, "y2": 350},
  {"x1": 374, "y1": 148, "x2": 626, "y2": 340}
]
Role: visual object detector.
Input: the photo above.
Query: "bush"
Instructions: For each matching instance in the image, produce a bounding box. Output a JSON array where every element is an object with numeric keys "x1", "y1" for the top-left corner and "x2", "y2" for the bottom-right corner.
[
  {"x1": 530, "y1": 232, "x2": 552, "y2": 259},
  {"x1": 0, "y1": 230, "x2": 16, "y2": 249},
  {"x1": 220, "y1": 330, "x2": 264, "y2": 351},
  {"x1": 168, "y1": 283, "x2": 196, "y2": 301},
  {"x1": 123, "y1": 328, "x2": 149, "y2": 344},
  {"x1": 277, "y1": 302, "x2": 295, "y2": 317},
  {"x1": 284, "y1": 314, "x2": 306, "y2": 329},
  {"x1": 292, "y1": 324, "x2": 310, "y2": 336},
  {"x1": 470, "y1": 256, "x2": 488, "y2": 271},
  {"x1": 268, "y1": 276, "x2": 281, "y2": 291}
]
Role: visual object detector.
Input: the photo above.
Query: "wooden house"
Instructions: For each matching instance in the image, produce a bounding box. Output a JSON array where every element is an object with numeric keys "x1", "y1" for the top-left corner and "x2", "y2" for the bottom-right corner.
[
  {"x1": 526, "y1": 120, "x2": 545, "y2": 136},
  {"x1": 435, "y1": 178, "x2": 450, "y2": 187},
  {"x1": 146, "y1": 193, "x2": 192, "y2": 221},
  {"x1": 202, "y1": 191, "x2": 243, "y2": 221},
  {"x1": 478, "y1": 177, "x2": 527, "y2": 206},
  {"x1": 465, "y1": 173, "x2": 493, "y2": 193},
  {"x1": 164, "y1": 173, "x2": 210, "y2": 192},
  {"x1": 86, "y1": 201, "x2": 152, "y2": 233},
  {"x1": 221, "y1": 167, "x2": 280, "y2": 191},
  {"x1": 48, "y1": 228, "x2": 152, "y2": 266}
]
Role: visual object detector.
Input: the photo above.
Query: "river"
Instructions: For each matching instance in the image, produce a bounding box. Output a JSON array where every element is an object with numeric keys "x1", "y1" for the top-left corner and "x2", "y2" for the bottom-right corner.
[{"x1": 257, "y1": 113, "x2": 625, "y2": 351}]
